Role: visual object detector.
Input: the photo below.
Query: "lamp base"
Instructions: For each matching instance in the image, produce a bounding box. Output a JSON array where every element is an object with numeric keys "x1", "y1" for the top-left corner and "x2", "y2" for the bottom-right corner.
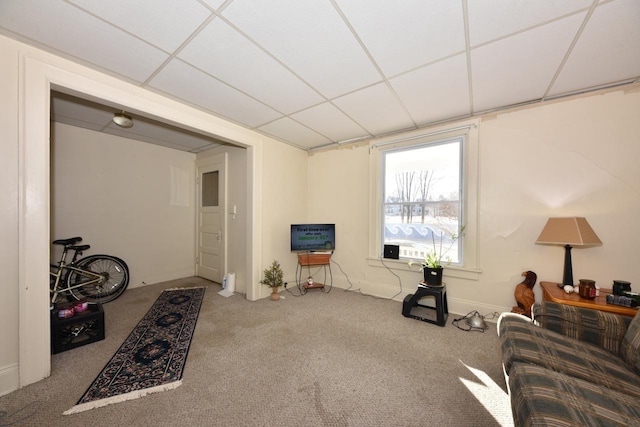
[{"x1": 562, "y1": 244, "x2": 574, "y2": 287}]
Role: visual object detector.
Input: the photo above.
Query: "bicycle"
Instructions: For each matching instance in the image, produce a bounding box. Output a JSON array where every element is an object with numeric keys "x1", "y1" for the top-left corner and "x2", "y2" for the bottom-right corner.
[{"x1": 50, "y1": 237, "x2": 130, "y2": 304}]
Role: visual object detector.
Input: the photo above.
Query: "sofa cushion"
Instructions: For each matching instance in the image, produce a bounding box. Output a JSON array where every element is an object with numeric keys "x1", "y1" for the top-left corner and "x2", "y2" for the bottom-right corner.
[
  {"x1": 621, "y1": 310, "x2": 640, "y2": 375},
  {"x1": 509, "y1": 362, "x2": 640, "y2": 427},
  {"x1": 533, "y1": 301, "x2": 631, "y2": 355},
  {"x1": 499, "y1": 315, "x2": 640, "y2": 399}
]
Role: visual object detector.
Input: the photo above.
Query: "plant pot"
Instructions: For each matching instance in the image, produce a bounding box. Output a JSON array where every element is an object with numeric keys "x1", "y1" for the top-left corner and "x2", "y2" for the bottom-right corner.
[
  {"x1": 270, "y1": 288, "x2": 280, "y2": 301},
  {"x1": 423, "y1": 267, "x2": 443, "y2": 286}
]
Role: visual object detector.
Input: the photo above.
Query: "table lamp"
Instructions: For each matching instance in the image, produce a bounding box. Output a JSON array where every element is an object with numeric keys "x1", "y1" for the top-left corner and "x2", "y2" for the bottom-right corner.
[{"x1": 535, "y1": 217, "x2": 602, "y2": 287}]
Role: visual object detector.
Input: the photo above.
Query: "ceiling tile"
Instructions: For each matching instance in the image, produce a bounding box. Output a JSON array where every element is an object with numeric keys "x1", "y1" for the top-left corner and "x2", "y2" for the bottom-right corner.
[
  {"x1": 5, "y1": 0, "x2": 639, "y2": 151},
  {"x1": 178, "y1": 19, "x2": 324, "y2": 114},
  {"x1": 149, "y1": 59, "x2": 282, "y2": 128},
  {"x1": 291, "y1": 103, "x2": 368, "y2": 142},
  {"x1": 333, "y1": 83, "x2": 415, "y2": 136},
  {"x1": 550, "y1": 0, "x2": 640, "y2": 96},
  {"x1": 471, "y1": 12, "x2": 586, "y2": 112},
  {"x1": 391, "y1": 53, "x2": 470, "y2": 126},
  {"x1": 336, "y1": 0, "x2": 465, "y2": 77},
  {"x1": 258, "y1": 118, "x2": 331, "y2": 149},
  {"x1": 468, "y1": 0, "x2": 593, "y2": 46},
  {"x1": 0, "y1": 0, "x2": 169, "y2": 82},
  {"x1": 221, "y1": 0, "x2": 382, "y2": 99},
  {"x1": 68, "y1": 0, "x2": 212, "y2": 52}
]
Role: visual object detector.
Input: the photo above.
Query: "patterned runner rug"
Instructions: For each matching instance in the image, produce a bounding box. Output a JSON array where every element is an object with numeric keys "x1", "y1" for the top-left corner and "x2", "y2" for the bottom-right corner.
[{"x1": 64, "y1": 287, "x2": 205, "y2": 414}]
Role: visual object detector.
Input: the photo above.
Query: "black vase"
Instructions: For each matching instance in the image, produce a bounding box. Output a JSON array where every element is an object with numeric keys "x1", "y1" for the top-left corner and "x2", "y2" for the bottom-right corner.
[{"x1": 423, "y1": 267, "x2": 443, "y2": 286}]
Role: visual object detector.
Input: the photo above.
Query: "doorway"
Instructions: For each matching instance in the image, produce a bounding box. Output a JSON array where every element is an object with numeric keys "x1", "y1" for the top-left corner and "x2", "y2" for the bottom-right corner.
[
  {"x1": 196, "y1": 154, "x2": 228, "y2": 283},
  {"x1": 18, "y1": 57, "x2": 260, "y2": 389}
]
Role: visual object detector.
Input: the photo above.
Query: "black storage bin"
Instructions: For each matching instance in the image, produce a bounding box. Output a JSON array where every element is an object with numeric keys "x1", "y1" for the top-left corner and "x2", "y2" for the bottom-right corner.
[{"x1": 51, "y1": 303, "x2": 105, "y2": 354}]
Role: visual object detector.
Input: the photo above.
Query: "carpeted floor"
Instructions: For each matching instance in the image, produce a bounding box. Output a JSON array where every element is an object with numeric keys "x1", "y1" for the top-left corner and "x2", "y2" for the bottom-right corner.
[{"x1": 0, "y1": 277, "x2": 513, "y2": 426}]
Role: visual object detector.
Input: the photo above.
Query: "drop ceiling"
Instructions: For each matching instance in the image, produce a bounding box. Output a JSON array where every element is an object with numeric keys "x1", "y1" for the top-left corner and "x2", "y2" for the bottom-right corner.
[{"x1": 1, "y1": 0, "x2": 639, "y2": 151}]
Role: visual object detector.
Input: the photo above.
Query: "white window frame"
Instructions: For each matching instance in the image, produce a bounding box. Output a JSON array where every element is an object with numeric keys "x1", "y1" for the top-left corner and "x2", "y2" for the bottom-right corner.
[{"x1": 368, "y1": 120, "x2": 481, "y2": 281}]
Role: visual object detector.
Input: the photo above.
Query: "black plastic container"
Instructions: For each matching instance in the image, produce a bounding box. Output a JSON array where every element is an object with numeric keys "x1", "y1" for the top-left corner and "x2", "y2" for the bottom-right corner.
[{"x1": 51, "y1": 303, "x2": 104, "y2": 354}]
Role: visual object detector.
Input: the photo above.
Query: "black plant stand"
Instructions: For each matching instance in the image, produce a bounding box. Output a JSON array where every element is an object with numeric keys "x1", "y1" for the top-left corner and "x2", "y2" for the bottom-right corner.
[{"x1": 402, "y1": 283, "x2": 448, "y2": 326}]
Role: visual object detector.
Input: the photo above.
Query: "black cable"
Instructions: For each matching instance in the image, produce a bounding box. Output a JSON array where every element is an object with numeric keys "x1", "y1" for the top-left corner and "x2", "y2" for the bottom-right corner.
[
  {"x1": 332, "y1": 258, "x2": 379, "y2": 298},
  {"x1": 331, "y1": 257, "x2": 401, "y2": 301},
  {"x1": 286, "y1": 263, "x2": 305, "y2": 297},
  {"x1": 378, "y1": 253, "x2": 403, "y2": 300},
  {"x1": 452, "y1": 310, "x2": 486, "y2": 332},
  {"x1": 283, "y1": 281, "x2": 303, "y2": 297}
]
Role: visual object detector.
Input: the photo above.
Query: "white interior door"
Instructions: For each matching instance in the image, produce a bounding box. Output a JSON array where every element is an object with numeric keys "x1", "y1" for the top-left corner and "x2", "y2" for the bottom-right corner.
[{"x1": 196, "y1": 154, "x2": 227, "y2": 283}]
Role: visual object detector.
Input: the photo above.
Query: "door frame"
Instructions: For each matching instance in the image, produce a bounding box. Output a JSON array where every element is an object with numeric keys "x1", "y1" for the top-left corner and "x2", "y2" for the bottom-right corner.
[
  {"x1": 196, "y1": 153, "x2": 228, "y2": 283},
  {"x1": 17, "y1": 52, "x2": 263, "y2": 389}
]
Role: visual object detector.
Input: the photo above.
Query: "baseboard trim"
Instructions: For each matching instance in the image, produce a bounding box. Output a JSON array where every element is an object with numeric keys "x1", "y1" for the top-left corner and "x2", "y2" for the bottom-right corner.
[
  {"x1": 326, "y1": 276, "x2": 510, "y2": 321},
  {"x1": 0, "y1": 363, "x2": 20, "y2": 397}
]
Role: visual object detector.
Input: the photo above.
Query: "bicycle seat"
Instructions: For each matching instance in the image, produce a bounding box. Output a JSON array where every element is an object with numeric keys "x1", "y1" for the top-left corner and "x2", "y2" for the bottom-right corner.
[
  {"x1": 53, "y1": 237, "x2": 83, "y2": 246},
  {"x1": 69, "y1": 244, "x2": 90, "y2": 252}
]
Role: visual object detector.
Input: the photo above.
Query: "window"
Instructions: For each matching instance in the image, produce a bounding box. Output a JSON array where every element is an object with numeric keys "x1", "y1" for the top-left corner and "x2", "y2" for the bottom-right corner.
[
  {"x1": 202, "y1": 171, "x2": 219, "y2": 207},
  {"x1": 368, "y1": 120, "x2": 479, "y2": 277},
  {"x1": 383, "y1": 137, "x2": 463, "y2": 264}
]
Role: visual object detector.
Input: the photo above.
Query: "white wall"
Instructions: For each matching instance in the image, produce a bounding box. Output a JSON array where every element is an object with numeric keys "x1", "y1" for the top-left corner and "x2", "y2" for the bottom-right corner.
[
  {"x1": 478, "y1": 88, "x2": 640, "y2": 308},
  {"x1": 51, "y1": 123, "x2": 196, "y2": 287},
  {"x1": 259, "y1": 142, "x2": 308, "y2": 295},
  {"x1": 307, "y1": 87, "x2": 640, "y2": 315},
  {"x1": 308, "y1": 145, "x2": 370, "y2": 280},
  {"x1": 0, "y1": 35, "x2": 20, "y2": 396}
]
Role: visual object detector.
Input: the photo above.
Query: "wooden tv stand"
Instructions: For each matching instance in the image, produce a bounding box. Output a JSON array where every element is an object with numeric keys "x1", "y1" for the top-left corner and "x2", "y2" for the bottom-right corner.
[{"x1": 296, "y1": 252, "x2": 332, "y2": 294}]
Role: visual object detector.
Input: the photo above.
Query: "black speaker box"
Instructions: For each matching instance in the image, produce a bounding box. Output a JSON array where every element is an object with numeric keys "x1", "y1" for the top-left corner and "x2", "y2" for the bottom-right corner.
[{"x1": 383, "y1": 244, "x2": 400, "y2": 259}]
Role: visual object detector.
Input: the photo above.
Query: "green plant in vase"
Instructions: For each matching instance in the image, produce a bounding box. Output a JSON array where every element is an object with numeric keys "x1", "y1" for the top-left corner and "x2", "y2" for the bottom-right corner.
[
  {"x1": 408, "y1": 225, "x2": 465, "y2": 285},
  {"x1": 260, "y1": 260, "x2": 284, "y2": 301}
]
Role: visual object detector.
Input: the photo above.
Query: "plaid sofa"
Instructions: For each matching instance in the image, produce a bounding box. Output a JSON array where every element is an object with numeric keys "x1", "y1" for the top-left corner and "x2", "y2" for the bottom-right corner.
[{"x1": 498, "y1": 301, "x2": 640, "y2": 426}]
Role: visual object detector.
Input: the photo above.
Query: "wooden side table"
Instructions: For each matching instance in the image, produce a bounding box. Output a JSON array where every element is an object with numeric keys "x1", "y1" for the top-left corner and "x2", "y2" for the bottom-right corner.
[
  {"x1": 296, "y1": 252, "x2": 332, "y2": 294},
  {"x1": 540, "y1": 281, "x2": 638, "y2": 317}
]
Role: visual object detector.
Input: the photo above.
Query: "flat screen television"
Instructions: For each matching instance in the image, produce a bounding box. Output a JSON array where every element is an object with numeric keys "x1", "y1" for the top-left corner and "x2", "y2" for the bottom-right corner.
[{"x1": 290, "y1": 224, "x2": 335, "y2": 252}]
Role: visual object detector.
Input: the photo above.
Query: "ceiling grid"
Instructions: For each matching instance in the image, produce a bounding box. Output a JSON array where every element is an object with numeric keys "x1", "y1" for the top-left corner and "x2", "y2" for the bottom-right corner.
[{"x1": 0, "y1": 0, "x2": 637, "y2": 151}]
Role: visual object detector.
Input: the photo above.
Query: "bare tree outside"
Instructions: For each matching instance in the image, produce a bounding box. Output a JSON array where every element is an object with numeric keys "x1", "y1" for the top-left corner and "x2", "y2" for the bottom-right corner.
[
  {"x1": 395, "y1": 171, "x2": 416, "y2": 223},
  {"x1": 418, "y1": 170, "x2": 438, "y2": 224},
  {"x1": 393, "y1": 170, "x2": 438, "y2": 224}
]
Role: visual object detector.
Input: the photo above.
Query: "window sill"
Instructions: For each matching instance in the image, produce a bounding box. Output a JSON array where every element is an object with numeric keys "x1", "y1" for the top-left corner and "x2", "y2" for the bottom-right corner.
[{"x1": 366, "y1": 257, "x2": 481, "y2": 281}]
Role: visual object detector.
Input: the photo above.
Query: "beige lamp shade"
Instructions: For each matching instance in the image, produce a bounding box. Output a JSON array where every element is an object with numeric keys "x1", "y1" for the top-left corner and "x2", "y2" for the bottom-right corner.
[
  {"x1": 535, "y1": 217, "x2": 601, "y2": 286},
  {"x1": 536, "y1": 217, "x2": 602, "y2": 246}
]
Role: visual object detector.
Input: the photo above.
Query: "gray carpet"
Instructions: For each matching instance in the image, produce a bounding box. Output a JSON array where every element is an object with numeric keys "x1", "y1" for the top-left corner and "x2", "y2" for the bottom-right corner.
[{"x1": 0, "y1": 277, "x2": 513, "y2": 426}]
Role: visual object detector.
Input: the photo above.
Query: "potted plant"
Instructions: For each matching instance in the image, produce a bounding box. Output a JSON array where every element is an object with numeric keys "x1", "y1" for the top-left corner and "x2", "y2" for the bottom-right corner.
[
  {"x1": 260, "y1": 260, "x2": 284, "y2": 301},
  {"x1": 408, "y1": 225, "x2": 465, "y2": 286}
]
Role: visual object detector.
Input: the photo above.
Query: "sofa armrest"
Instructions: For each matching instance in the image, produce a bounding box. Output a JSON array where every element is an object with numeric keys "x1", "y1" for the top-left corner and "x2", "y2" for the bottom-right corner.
[{"x1": 532, "y1": 301, "x2": 632, "y2": 355}]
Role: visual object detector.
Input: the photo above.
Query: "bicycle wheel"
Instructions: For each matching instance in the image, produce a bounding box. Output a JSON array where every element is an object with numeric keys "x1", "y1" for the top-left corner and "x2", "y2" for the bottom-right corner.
[{"x1": 67, "y1": 255, "x2": 129, "y2": 303}]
